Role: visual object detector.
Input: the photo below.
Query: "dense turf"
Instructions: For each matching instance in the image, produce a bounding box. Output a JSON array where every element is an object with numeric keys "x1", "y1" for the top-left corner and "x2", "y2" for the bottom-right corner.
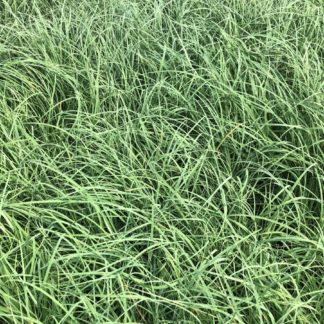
[{"x1": 0, "y1": 0, "x2": 323, "y2": 323}]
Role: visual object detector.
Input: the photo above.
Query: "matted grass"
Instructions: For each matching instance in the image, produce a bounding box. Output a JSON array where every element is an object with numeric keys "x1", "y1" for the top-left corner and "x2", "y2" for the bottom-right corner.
[{"x1": 0, "y1": 0, "x2": 323, "y2": 323}]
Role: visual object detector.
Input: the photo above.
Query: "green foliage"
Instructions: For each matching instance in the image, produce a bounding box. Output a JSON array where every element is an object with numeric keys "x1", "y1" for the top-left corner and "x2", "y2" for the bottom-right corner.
[{"x1": 0, "y1": 0, "x2": 323, "y2": 322}]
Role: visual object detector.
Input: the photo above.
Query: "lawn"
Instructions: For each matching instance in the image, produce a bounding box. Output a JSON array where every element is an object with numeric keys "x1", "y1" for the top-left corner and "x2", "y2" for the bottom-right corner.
[{"x1": 0, "y1": 0, "x2": 323, "y2": 323}]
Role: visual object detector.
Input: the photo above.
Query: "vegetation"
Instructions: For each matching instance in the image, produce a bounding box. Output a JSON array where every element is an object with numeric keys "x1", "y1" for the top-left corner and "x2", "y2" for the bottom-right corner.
[{"x1": 0, "y1": 0, "x2": 323, "y2": 322}]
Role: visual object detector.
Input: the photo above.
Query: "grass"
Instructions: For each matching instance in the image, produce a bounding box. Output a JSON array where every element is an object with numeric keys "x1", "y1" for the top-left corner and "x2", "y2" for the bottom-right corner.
[{"x1": 0, "y1": 0, "x2": 323, "y2": 322}]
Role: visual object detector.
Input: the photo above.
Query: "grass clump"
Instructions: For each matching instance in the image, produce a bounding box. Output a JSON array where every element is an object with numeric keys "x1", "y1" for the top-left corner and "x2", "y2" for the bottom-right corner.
[{"x1": 0, "y1": 0, "x2": 323, "y2": 323}]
